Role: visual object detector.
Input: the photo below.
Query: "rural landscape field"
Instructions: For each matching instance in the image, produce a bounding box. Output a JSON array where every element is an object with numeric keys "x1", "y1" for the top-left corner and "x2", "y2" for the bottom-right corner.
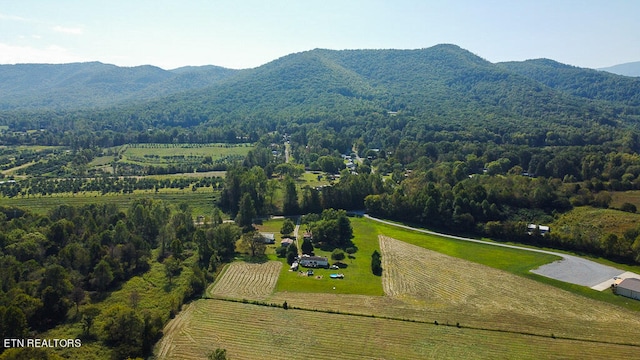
[{"x1": 154, "y1": 217, "x2": 640, "y2": 359}]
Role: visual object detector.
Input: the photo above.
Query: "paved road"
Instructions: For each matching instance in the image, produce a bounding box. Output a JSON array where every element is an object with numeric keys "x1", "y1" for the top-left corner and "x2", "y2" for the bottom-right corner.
[{"x1": 364, "y1": 215, "x2": 637, "y2": 290}]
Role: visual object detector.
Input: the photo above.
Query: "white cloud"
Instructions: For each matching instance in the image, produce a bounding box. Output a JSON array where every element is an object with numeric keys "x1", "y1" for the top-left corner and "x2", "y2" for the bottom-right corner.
[
  {"x1": 0, "y1": 13, "x2": 30, "y2": 22},
  {"x1": 0, "y1": 43, "x2": 85, "y2": 64},
  {"x1": 52, "y1": 25, "x2": 83, "y2": 35}
]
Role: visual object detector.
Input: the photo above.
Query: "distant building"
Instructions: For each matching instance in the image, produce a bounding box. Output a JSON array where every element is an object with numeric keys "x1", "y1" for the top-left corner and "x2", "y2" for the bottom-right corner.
[
  {"x1": 615, "y1": 278, "x2": 640, "y2": 300},
  {"x1": 299, "y1": 255, "x2": 328, "y2": 268},
  {"x1": 527, "y1": 224, "x2": 550, "y2": 236}
]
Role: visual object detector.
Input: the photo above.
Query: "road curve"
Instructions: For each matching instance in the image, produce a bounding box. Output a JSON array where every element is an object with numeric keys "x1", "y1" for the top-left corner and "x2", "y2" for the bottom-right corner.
[{"x1": 364, "y1": 215, "x2": 632, "y2": 290}]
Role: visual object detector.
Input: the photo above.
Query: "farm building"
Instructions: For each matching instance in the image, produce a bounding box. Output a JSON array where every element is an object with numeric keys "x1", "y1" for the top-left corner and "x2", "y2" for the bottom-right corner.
[
  {"x1": 615, "y1": 278, "x2": 640, "y2": 300},
  {"x1": 527, "y1": 224, "x2": 550, "y2": 236},
  {"x1": 260, "y1": 233, "x2": 275, "y2": 244},
  {"x1": 281, "y1": 238, "x2": 294, "y2": 247},
  {"x1": 299, "y1": 255, "x2": 328, "y2": 268}
]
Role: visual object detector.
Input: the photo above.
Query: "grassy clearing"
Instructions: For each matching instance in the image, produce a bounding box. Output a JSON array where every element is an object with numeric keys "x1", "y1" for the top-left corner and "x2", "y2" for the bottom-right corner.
[
  {"x1": 369, "y1": 217, "x2": 640, "y2": 311},
  {"x1": 611, "y1": 190, "x2": 640, "y2": 209},
  {"x1": 369, "y1": 219, "x2": 559, "y2": 274},
  {"x1": 296, "y1": 171, "x2": 333, "y2": 188},
  {"x1": 552, "y1": 205, "x2": 640, "y2": 238}
]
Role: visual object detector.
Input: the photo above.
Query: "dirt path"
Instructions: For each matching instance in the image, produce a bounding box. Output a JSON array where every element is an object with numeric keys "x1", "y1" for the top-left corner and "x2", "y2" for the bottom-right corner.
[{"x1": 365, "y1": 215, "x2": 638, "y2": 290}]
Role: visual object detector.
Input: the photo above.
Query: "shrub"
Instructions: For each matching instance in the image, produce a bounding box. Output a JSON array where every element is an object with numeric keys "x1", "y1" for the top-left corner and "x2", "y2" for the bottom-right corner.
[
  {"x1": 275, "y1": 246, "x2": 287, "y2": 258},
  {"x1": 371, "y1": 250, "x2": 382, "y2": 276},
  {"x1": 621, "y1": 202, "x2": 637, "y2": 213},
  {"x1": 331, "y1": 249, "x2": 345, "y2": 261}
]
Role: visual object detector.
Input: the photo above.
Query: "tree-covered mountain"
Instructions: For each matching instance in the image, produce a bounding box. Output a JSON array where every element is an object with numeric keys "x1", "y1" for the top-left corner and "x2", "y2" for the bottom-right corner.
[
  {"x1": 599, "y1": 61, "x2": 640, "y2": 77},
  {"x1": 498, "y1": 58, "x2": 640, "y2": 106},
  {"x1": 0, "y1": 62, "x2": 239, "y2": 110},
  {"x1": 1, "y1": 44, "x2": 640, "y2": 149}
]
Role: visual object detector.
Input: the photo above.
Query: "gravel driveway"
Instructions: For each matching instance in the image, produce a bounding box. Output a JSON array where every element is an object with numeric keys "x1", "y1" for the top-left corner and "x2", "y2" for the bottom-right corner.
[{"x1": 364, "y1": 215, "x2": 637, "y2": 291}]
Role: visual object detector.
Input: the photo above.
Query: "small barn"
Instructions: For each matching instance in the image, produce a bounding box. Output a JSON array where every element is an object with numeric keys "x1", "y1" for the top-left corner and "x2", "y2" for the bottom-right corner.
[
  {"x1": 260, "y1": 233, "x2": 275, "y2": 244},
  {"x1": 299, "y1": 255, "x2": 328, "y2": 268},
  {"x1": 615, "y1": 278, "x2": 640, "y2": 300},
  {"x1": 281, "y1": 238, "x2": 294, "y2": 247},
  {"x1": 527, "y1": 224, "x2": 550, "y2": 236}
]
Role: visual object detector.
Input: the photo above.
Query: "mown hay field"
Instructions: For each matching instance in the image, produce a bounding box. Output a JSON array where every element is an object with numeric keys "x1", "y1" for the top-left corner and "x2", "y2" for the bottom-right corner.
[
  {"x1": 209, "y1": 261, "x2": 282, "y2": 300},
  {"x1": 156, "y1": 300, "x2": 640, "y2": 360},
  {"x1": 158, "y1": 218, "x2": 640, "y2": 359}
]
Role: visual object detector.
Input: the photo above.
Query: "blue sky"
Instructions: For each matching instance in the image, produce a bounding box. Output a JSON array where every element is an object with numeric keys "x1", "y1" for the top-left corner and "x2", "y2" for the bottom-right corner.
[{"x1": 0, "y1": 0, "x2": 638, "y2": 69}]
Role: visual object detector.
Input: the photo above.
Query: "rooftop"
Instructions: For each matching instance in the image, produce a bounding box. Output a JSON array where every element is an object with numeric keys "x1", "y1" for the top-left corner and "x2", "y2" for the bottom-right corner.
[{"x1": 618, "y1": 278, "x2": 640, "y2": 292}]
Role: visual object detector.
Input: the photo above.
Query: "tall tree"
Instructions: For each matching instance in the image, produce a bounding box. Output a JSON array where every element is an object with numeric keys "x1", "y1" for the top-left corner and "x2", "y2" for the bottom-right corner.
[
  {"x1": 282, "y1": 177, "x2": 299, "y2": 215},
  {"x1": 236, "y1": 193, "x2": 256, "y2": 230},
  {"x1": 240, "y1": 232, "x2": 266, "y2": 258}
]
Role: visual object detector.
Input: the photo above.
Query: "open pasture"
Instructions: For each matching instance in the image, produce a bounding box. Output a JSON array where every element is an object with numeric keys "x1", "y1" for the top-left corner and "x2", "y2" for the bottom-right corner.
[{"x1": 156, "y1": 299, "x2": 640, "y2": 360}]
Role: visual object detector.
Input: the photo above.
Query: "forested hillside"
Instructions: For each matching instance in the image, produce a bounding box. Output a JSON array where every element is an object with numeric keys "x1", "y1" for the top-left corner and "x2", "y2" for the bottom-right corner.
[
  {"x1": 2, "y1": 44, "x2": 640, "y2": 147},
  {"x1": 0, "y1": 62, "x2": 239, "y2": 110}
]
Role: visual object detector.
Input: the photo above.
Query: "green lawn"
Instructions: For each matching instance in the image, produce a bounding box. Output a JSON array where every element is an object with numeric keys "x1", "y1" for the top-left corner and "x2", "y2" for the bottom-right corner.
[
  {"x1": 296, "y1": 171, "x2": 333, "y2": 188},
  {"x1": 272, "y1": 217, "x2": 384, "y2": 296}
]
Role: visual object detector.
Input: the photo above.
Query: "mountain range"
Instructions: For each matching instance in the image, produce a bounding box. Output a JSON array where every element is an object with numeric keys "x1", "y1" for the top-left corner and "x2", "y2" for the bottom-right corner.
[
  {"x1": 599, "y1": 61, "x2": 640, "y2": 77},
  {"x1": 1, "y1": 44, "x2": 639, "y2": 139},
  {"x1": 0, "y1": 62, "x2": 238, "y2": 110}
]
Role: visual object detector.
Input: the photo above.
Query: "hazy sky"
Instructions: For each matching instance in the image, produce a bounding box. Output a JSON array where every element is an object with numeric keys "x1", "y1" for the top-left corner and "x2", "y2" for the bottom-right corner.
[{"x1": 1, "y1": 0, "x2": 638, "y2": 70}]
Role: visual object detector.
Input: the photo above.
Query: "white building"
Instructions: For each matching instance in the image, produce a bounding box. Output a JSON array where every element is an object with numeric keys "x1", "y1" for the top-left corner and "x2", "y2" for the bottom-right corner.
[
  {"x1": 615, "y1": 278, "x2": 640, "y2": 300},
  {"x1": 299, "y1": 255, "x2": 328, "y2": 268}
]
